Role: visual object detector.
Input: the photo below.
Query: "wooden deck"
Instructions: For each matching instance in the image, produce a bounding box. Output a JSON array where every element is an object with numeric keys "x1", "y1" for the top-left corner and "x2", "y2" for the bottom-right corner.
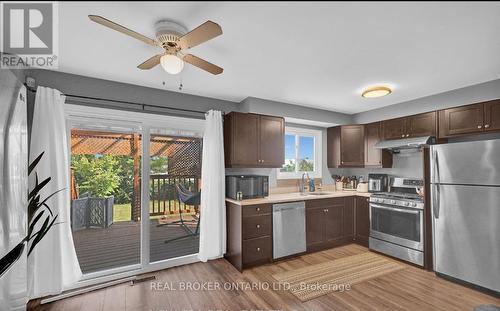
[{"x1": 72, "y1": 219, "x2": 199, "y2": 274}]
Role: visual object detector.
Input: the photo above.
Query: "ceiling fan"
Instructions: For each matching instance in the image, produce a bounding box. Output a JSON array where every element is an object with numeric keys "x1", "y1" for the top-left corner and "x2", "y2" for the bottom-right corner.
[{"x1": 88, "y1": 15, "x2": 223, "y2": 75}]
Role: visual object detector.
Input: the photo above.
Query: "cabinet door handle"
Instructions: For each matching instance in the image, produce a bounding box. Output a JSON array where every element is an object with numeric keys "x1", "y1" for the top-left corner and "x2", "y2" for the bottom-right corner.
[
  {"x1": 477, "y1": 125, "x2": 482, "y2": 129},
  {"x1": 256, "y1": 207, "x2": 261, "y2": 212},
  {"x1": 485, "y1": 124, "x2": 490, "y2": 129},
  {"x1": 256, "y1": 247, "x2": 261, "y2": 252},
  {"x1": 401, "y1": 134, "x2": 405, "y2": 138},
  {"x1": 406, "y1": 134, "x2": 410, "y2": 137},
  {"x1": 256, "y1": 224, "x2": 260, "y2": 229}
]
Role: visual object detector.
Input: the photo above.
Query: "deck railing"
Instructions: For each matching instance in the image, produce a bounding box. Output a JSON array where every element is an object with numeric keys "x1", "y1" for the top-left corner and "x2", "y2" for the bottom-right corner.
[{"x1": 149, "y1": 174, "x2": 200, "y2": 216}]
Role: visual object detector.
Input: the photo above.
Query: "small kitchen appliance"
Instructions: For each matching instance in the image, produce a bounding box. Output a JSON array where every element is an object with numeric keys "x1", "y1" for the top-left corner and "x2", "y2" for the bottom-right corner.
[
  {"x1": 368, "y1": 174, "x2": 388, "y2": 193},
  {"x1": 226, "y1": 175, "x2": 269, "y2": 200}
]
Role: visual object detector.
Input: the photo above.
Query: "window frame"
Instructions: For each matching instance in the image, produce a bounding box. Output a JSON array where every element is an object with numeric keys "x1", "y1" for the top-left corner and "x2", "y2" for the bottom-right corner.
[{"x1": 277, "y1": 126, "x2": 322, "y2": 179}]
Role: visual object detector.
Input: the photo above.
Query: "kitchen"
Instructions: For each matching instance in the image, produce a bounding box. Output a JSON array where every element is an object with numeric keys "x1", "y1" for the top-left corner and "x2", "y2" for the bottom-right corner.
[
  {"x1": 2, "y1": 2, "x2": 500, "y2": 310},
  {"x1": 224, "y1": 98, "x2": 500, "y2": 297}
]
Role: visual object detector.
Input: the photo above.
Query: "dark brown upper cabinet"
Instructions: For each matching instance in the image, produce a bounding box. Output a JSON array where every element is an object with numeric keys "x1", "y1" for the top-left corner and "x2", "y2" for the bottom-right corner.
[
  {"x1": 439, "y1": 99, "x2": 500, "y2": 138},
  {"x1": 327, "y1": 125, "x2": 364, "y2": 168},
  {"x1": 382, "y1": 117, "x2": 406, "y2": 140},
  {"x1": 364, "y1": 122, "x2": 392, "y2": 168},
  {"x1": 382, "y1": 112, "x2": 437, "y2": 140},
  {"x1": 406, "y1": 112, "x2": 437, "y2": 137},
  {"x1": 484, "y1": 99, "x2": 500, "y2": 132},
  {"x1": 439, "y1": 104, "x2": 483, "y2": 138},
  {"x1": 224, "y1": 112, "x2": 284, "y2": 168}
]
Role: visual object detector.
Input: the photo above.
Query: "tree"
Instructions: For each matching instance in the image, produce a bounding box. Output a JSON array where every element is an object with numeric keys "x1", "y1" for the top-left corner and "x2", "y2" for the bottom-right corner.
[
  {"x1": 281, "y1": 159, "x2": 296, "y2": 172},
  {"x1": 150, "y1": 156, "x2": 168, "y2": 174},
  {"x1": 72, "y1": 155, "x2": 121, "y2": 198},
  {"x1": 298, "y1": 158, "x2": 314, "y2": 172}
]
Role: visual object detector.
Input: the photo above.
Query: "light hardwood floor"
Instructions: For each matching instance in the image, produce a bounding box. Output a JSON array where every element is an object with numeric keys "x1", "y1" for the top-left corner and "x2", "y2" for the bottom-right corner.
[{"x1": 28, "y1": 244, "x2": 499, "y2": 311}]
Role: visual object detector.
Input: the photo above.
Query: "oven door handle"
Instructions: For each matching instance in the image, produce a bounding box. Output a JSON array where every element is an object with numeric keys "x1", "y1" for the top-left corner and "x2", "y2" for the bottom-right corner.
[{"x1": 370, "y1": 203, "x2": 420, "y2": 215}]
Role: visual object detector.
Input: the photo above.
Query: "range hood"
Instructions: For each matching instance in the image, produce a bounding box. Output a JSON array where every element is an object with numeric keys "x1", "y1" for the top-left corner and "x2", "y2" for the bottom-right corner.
[{"x1": 374, "y1": 136, "x2": 436, "y2": 151}]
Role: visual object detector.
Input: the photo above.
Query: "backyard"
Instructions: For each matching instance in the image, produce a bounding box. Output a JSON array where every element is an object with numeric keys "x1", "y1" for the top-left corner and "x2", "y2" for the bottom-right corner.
[
  {"x1": 69, "y1": 130, "x2": 202, "y2": 273},
  {"x1": 113, "y1": 201, "x2": 197, "y2": 222}
]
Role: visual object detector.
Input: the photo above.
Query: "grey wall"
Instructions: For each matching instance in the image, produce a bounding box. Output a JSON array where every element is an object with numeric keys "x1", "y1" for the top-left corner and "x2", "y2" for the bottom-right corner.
[
  {"x1": 241, "y1": 97, "x2": 351, "y2": 126},
  {"x1": 329, "y1": 151, "x2": 424, "y2": 182},
  {"x1": 353, "y1": 79, "x2": 500, "y2": 124},
  {"x1": 26, "y1": 69, "x2": 239, "y2": 118}
]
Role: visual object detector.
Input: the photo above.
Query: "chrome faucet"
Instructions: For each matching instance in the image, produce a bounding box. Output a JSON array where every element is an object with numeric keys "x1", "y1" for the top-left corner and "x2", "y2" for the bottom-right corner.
[{"x1": 299, "y1": 172, "x2": 310, "y2": 193}]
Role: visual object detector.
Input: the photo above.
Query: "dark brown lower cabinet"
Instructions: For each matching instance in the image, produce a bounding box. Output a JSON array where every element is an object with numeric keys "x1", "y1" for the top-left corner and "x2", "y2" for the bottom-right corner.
[
  {"x1": 354, "y1": 196, "x2": 370, "y2": 246},
  {"x1": 306, "y1": 197, "x2": 356, "y2": 252},
  {"x1": 225, "y1": 202, "x2": 273, "y2": 271},
  {"x1": 226, "y1": 196, "x2": 371, "y2": 271}
]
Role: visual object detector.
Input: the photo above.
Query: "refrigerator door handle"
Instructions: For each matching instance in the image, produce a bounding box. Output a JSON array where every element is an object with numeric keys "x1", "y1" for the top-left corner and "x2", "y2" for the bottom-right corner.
[
  {"x1": 433, "y1": 184, "x2": 440, "y2": 219},
  {"x1": 432, "y1": 148, "x2": 440, "y2": 184},
  {"x1": 432, "y1": 148, "x2": 440, "y2": 219}
]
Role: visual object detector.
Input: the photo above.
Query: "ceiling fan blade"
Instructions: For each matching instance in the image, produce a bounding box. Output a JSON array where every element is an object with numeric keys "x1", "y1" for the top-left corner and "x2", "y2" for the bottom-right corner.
[
  {"x1": 179, "y1": 21, "x2": 222, "y2": 50},
  {"x1": 137, "y1": 54, "x2": 162, "y2": 70},
  {"x1": 183, "y1": 54, "x2": 223, "y2": 75},
  {"x1": 89, "y1": 15, "x2": 157, "y2": 46}
]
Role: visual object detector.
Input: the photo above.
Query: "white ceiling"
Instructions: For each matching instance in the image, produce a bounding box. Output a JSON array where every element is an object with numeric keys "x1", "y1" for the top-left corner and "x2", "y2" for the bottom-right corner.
[{"x1": 58, "y1": 2, "x2": 500, "y2": 114}]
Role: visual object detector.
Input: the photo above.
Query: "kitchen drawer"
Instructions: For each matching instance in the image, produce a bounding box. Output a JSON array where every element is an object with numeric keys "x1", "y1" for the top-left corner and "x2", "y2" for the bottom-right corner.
[
  {"x1": 305, "y1": 197, "x2": 344, "y2": 209},
  {"x1": 242, "y1": 236, "x2": 272, "y2": 264},
  {"x1": 242, "y1": 204, "x2": 271, "y2": 217},
  {"x1": 242, "y1": 215, "x2": 272, "y2": 240}
]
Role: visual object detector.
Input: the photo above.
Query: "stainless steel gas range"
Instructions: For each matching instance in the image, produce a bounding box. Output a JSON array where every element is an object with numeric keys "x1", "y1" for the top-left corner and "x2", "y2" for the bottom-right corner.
[{"x1": 369, "y1": 177, "x2": 425, "y2": 266}]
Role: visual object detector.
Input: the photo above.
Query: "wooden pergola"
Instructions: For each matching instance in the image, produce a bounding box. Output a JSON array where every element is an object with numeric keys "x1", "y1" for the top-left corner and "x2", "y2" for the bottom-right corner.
[{"x1": 71, "y1": 129, "x2": 202, "y2": 221}]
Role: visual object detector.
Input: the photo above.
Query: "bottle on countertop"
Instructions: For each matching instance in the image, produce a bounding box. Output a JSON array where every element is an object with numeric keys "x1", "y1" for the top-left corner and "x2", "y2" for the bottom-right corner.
[{"x1": 309, "y1": 179, "x2": 315, "y2": 192}]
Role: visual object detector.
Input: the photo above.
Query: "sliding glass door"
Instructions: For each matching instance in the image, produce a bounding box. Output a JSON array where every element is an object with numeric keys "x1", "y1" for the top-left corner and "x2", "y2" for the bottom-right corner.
[
  {"x1": 69, "y1": 125, "x2": 142, "y2": 275},
  {"x1": 66, "y1": 110, "x2": 204, "y2": 281},
  {"x1": 148, "y1": 129, "x2": 202, "y2": 263}
]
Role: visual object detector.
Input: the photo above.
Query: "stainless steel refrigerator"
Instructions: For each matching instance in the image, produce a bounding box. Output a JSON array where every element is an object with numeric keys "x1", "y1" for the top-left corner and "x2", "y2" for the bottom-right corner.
[
  {"x1": 431, "y1": 139, "x2": 500, "y2": 294},
  {"x1": 0, "y1": 69, "x2": 28, "y2": 311}
]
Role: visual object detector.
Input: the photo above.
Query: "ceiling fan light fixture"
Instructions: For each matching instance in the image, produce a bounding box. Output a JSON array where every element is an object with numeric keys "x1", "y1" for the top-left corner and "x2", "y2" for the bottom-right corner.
[
  {"x1": 160, "y1": 54, "x2": 184, "y2": 74},
  {"x1": 362, "y1": 86, "x2": 392, "y2": 98}
]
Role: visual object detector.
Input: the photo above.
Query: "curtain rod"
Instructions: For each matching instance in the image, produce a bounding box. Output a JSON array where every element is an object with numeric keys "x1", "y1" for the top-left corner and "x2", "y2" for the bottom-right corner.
[{"x1": 24, "y1": 83, "x2": 216, "y2": 116}]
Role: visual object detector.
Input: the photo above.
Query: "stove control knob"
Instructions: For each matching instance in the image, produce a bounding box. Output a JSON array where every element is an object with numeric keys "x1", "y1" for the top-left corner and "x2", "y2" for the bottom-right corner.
[
  {"x1": 390, "y1": 200, "x2": 396, "y2": 204},
  {"x1": 411, "y1": 202, "x2": 417, "y2": 207},
  {"x1": 403, "y1": 201, "x2": 409, "y2": 206}
]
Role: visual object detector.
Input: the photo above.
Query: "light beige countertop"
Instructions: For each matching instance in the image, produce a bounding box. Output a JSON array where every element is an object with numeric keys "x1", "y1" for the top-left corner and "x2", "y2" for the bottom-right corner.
[{"x1": 225, "y1": 191, "x2": 371, "y2": 206}]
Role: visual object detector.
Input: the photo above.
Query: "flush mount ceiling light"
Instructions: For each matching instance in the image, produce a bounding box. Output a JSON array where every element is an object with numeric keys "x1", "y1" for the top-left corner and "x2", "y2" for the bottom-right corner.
[{"x1": 361, "y1": 86, "x2": 392, "y2": 98}]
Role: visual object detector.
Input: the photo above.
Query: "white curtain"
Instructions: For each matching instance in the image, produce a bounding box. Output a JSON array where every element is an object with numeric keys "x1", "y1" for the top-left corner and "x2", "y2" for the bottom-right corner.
[
  {"x1": 198, "y1": 110, "x2": 226, "y2": 262},
  {"x1": 28, "y1": 86, "x2": 82, "y2": 298}
]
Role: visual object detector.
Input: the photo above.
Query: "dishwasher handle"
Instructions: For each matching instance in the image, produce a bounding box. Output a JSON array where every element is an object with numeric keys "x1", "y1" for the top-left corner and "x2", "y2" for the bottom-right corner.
[{"x1": 273, "y1": 202, "x2": 305, "y2": 212}]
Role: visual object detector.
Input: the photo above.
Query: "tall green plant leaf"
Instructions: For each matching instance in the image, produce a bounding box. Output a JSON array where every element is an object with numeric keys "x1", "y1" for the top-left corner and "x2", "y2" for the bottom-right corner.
[{"x1": 26, "y1": 152, "x2": 62, "y2": 257}]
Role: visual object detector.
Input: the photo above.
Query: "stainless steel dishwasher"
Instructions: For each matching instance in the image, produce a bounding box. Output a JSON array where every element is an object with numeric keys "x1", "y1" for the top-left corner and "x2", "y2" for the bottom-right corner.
[{"x1": 273, "y1": 201, "x2": 306, "y2": 259}]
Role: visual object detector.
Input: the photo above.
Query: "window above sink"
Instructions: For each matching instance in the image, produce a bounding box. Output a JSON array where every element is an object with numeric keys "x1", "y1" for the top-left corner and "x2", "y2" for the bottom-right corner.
[{"x1": 277, "y1": 126, "x2": 322, "y2": 179}]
